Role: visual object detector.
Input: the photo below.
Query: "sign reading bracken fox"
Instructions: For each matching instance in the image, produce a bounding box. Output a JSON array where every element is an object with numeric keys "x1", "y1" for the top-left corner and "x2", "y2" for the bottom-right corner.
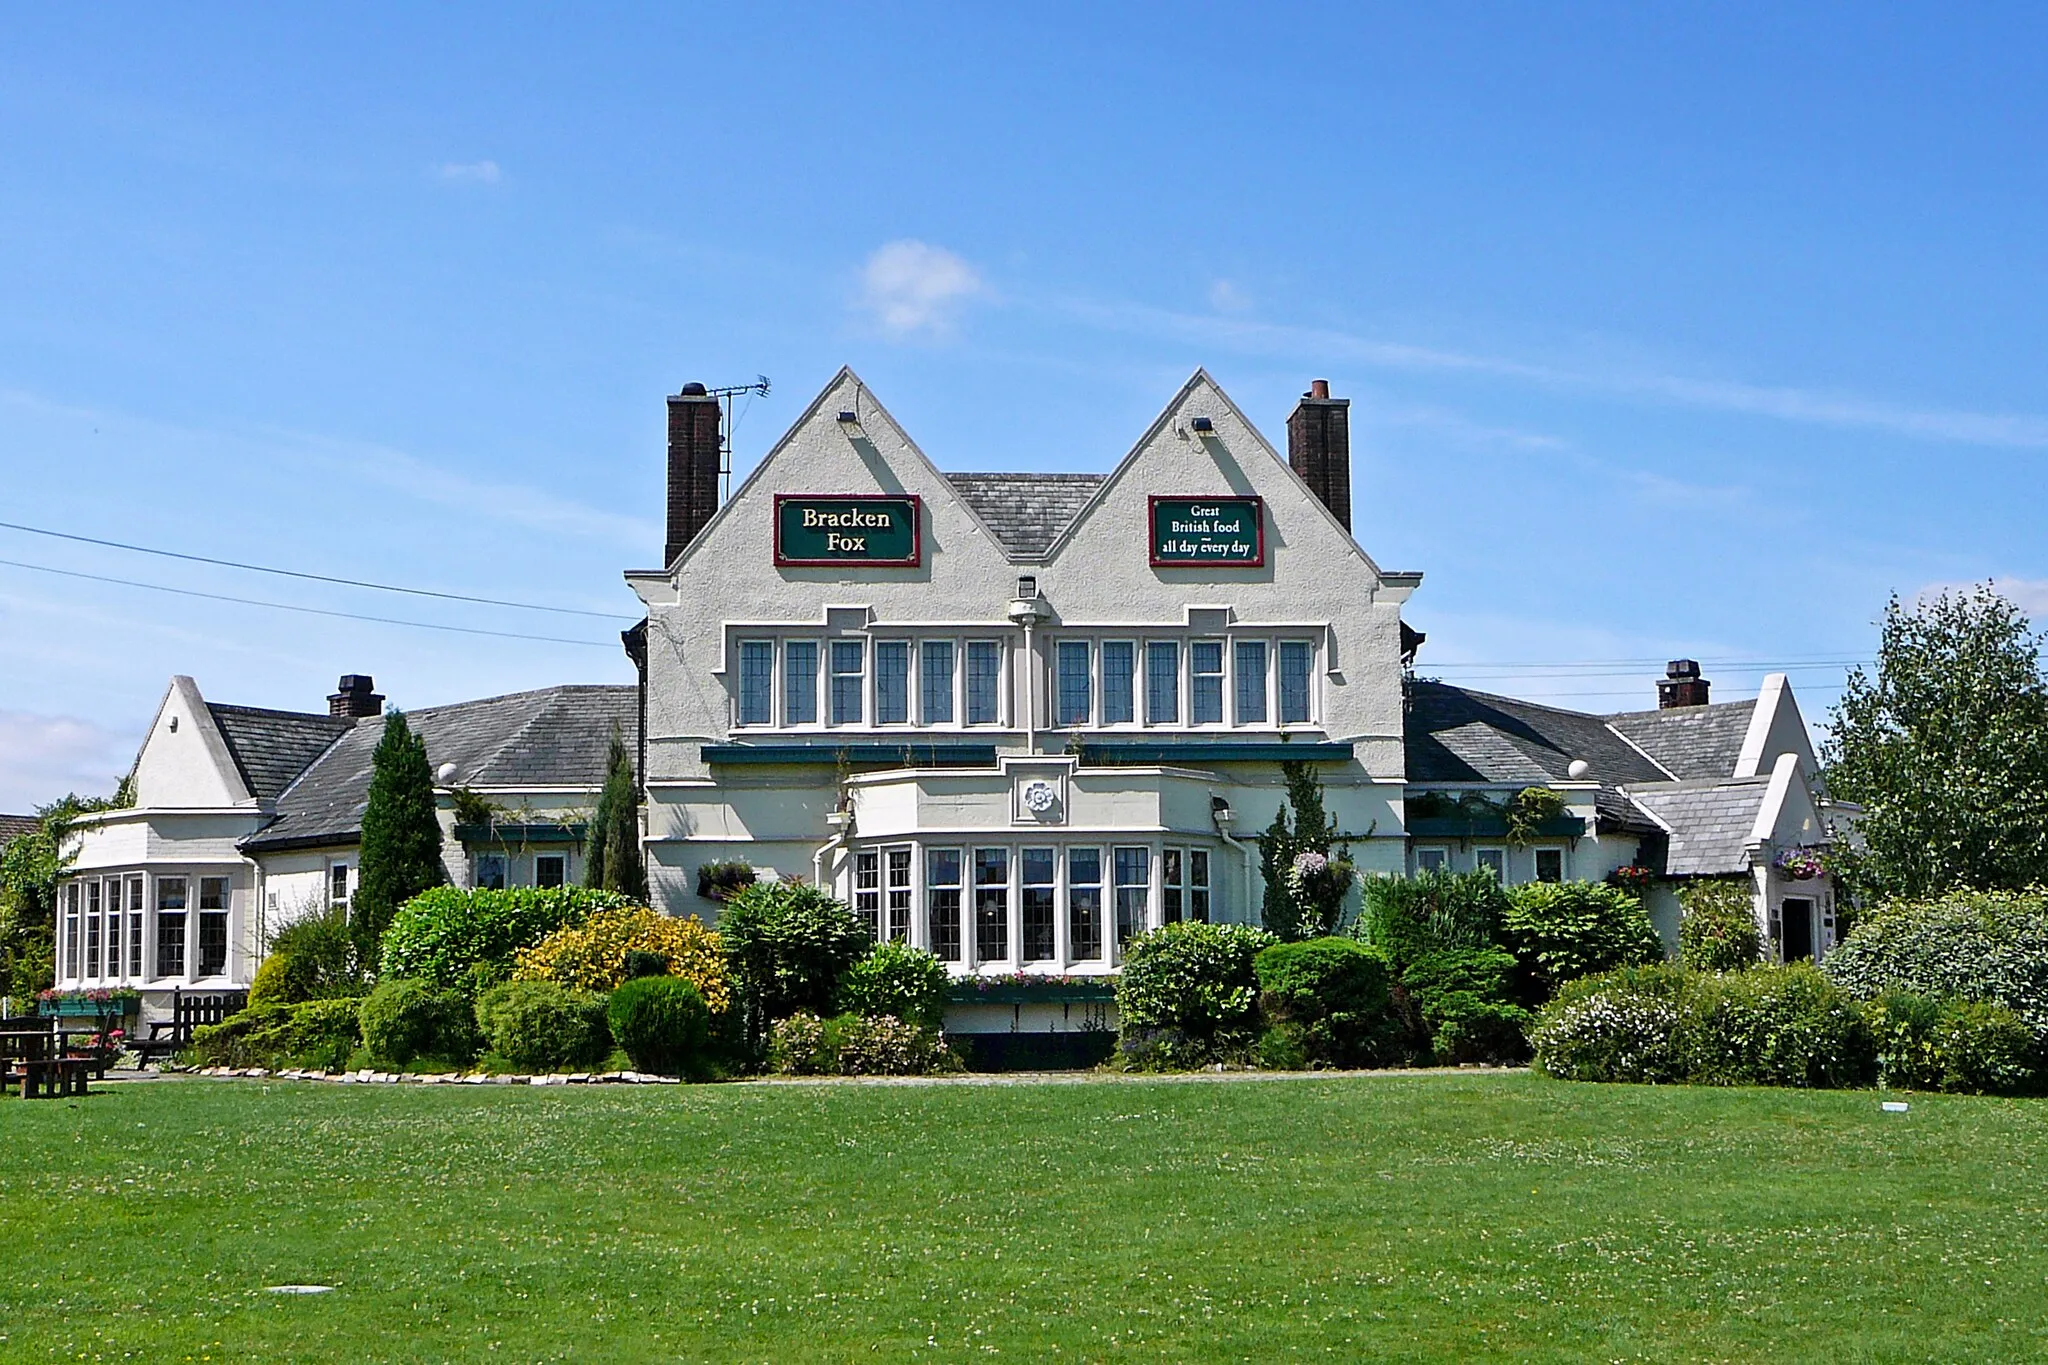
[{"x1": 774, "y1": 495, "x2": 923, "y2": 567}]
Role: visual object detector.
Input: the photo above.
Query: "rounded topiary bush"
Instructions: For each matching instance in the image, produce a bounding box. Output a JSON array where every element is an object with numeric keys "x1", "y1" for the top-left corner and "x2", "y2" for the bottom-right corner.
[
  {"x1": 1677, "y1": 880, "x2": 1764, "y2": 972},
  {"x1": 473, "y1": 979, "x2": 611, "y2": 1073},
  {"x1": 358, "y1": 978, "x2": 479, "y2": 1068},
  {"x1": 1685, "y1": 962, "x2": 1875, "y2": 1088},
  {"x1": 1115, "y1": 922, "x2": 1277, "y2": 1069},
  {"x1": 607, "y1": 976, "x2": 711, "y2": 1077},
  {"x1": 1401, "y1": 947, "x2": 1533, "y2": 1064},
  {"x1": 837, "y1": 941, "x2": 950, "y2": 1031},
  {"x1": 1254, "y1": 937, "x2": 1395, "y2": 1068}
]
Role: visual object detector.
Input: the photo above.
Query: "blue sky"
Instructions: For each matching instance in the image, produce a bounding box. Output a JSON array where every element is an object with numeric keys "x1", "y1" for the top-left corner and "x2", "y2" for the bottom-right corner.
[{"x1": 3, "y1": 4, "x2": 2045, "y2": 809}]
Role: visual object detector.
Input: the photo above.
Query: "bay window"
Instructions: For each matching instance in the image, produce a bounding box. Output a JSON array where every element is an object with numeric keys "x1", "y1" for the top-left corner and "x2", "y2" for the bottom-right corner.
[
  {"x1": 1021, "y1": 847, "x2": 1056, "y2": 962},
  {"x1": 155, "y1": 876, "x2": 188, "y2": 979},
  {"x1": 1114, "y1": 847, "x2": 1150, "y2": 947},
  {"x1": 1068, "y1": 848, "x2": 1104, "y2": 961},
  {"x1": 198, "y1": 876, "x2": 230, "y2": 977},
  {"x1": 974, "y1": 848, "x2": 1009, "y2": 962},
  {"x1": 63, "y1": 882, "x2": 79, "y2": 979},
  {"x1": 127, "y1": 876, "x2": 145, "y2": 977},
  {"x1": 85, "y1": 879, "x2": 101, "y2": 978},
  {"x1": 926, "y1": 848, "x2": 963, "y2": 962}
]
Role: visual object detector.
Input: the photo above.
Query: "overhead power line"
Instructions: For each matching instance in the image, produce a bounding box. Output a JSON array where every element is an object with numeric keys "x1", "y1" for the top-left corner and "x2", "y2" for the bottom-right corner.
[
  {"x1": 0, "y1": 557, "x2": 615, "y2": 649},
  {"x1": 0, "y1": 519, "x2": 639, "y2": 621}
]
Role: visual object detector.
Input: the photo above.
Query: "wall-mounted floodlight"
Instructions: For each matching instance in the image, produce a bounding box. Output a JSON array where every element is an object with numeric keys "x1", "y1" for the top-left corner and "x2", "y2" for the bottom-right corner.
[
  {"x1": 1190, "y1": 416, "x2": 1214, "y2": 433},
  {"x1": 836, "y1": 409, "x2": 859, "y2": 424}
]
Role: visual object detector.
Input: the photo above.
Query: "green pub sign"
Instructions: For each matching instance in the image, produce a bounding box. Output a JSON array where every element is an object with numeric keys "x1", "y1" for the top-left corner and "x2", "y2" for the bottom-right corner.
[
  {"x1": 1149, "y1": 495, "x2": 1265, "y2": 568},
  {"x1": 774, "y1": 495, "x2": 923, "y2": 567}
]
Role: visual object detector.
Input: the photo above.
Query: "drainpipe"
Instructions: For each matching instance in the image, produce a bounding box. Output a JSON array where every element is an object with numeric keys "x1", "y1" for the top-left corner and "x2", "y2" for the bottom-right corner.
[
  {"x1": 1007, "y1": 577, "x2": 1050, "y2": 755},
  {"x1": 1212, "y1": 798, "x2": 1256, "y2": 926},
  {"x1": 814, "y1": 806, "x2": 852, "y2": 891}
]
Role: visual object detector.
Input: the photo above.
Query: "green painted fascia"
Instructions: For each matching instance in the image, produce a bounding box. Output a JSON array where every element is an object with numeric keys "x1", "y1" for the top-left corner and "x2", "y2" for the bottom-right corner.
[{"x1": 701, "y1": 743, "x2": 1000, "y2": 767}]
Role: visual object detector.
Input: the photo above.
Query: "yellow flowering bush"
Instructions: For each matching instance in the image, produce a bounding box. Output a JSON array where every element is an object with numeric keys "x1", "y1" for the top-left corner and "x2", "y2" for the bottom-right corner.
[{"x1": 513, "y1": 907, "x2": 730, "y2": 1013}]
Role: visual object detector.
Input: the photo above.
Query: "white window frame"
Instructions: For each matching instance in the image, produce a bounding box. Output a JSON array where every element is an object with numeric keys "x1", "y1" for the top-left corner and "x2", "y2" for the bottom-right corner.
[
  {"x1": 1415, "y1": 846, "x2": 1451, "y2": 874},
  {"x1": 1534, "y1": 847, "x2": 1565, "y2": 884},
  {"x1": 1474, "y1": 846, "x2": 1507, "y2": 882}
]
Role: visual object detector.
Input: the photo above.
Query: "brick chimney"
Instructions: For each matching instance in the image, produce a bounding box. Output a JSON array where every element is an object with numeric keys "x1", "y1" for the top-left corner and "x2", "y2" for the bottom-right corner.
[
  {"x1": 329, "y1": 674, "x2": 384, "y2": 718},
  {"x1": 665, "y1": 382, "x2": 722, "y2": 567},
  {"x1": 1657, "y1": 660, "x2": 1711, "y2": 709},
  {"x1": 1287, "y1": 378, "x2": 1351, "y2": 531}
]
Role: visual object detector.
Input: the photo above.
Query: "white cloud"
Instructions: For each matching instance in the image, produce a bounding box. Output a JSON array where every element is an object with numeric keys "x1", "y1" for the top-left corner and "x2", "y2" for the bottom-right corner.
[
  {"x1": 0, "y1": 711, "x2": 132, "y2": 811},
  {"x1": 1914, "y1": 577, "x2": 2048, "y2": 616},
  {"x1": 437, "y1": 160, "x2": 502, "y2": 184},
  {"x1": 1053, "y1": 296, "x2": 2048, "y2": 450},
  {"x1": 858, "y1": 240, "x2": 983, "y2": 337},
  {"x1": 1208, "y1": 279, "x2": 1251, "y2": 314}
]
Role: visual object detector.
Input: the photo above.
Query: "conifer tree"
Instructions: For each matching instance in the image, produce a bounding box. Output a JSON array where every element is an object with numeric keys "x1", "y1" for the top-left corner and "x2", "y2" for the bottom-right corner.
[
  {"x1": 1259, "y1": 761, "x2": 1349, "y2": 940},
  {"x1": 353, "y1": 711, "x2": 445, "y2": 967},
  {"x1": 585, "y1": 727, "x2": 648, "y2": 902}
]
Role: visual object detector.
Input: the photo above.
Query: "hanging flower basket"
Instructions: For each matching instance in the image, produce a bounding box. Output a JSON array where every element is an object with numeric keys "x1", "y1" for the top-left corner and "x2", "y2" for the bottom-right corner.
[
  {"x1": 1606, "y1": 865, "x2": 1655, "y2": 894},
  {"x1": 1773, "y1": 847, "x2": 1826, "y2": 881}
]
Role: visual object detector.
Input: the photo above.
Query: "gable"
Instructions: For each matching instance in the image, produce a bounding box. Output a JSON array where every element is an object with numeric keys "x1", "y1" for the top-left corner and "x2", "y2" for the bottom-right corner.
[
  {"x1": 131, "y1": 677, "x2": 252, "y2": 809},
  {"x1": 1735, "y1": 674, "x2": 1820, "y2": 779}
]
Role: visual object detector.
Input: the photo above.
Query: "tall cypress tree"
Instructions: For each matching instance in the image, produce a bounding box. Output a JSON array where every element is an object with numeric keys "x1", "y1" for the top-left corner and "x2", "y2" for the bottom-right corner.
[
  {"x1": 354, "y1": 711, "x2": 445, "y2": 967},
  {"x1": 585, "y1": 727, "x2": 648, "y2": 902}
]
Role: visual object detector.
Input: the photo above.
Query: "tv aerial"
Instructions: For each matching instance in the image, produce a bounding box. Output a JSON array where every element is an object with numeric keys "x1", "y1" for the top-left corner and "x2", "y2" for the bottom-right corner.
[{"x1": 704, "y1": 376, "x2": 770, "y2": 502}]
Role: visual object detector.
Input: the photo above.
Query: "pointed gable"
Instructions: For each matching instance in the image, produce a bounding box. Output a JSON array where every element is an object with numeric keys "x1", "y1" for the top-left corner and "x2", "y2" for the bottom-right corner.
[{"x1": 131, "y1": 677, "x2": 254, "y2": 809}]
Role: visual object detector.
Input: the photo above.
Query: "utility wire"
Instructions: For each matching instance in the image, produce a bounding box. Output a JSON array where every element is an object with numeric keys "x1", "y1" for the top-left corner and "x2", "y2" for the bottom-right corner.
[
  {"x1": 0, "y1": 557, "x2": 615, "y2": 648},
  {"x1": 0, "y1": 519, "x2": 638, "y2": 621}
]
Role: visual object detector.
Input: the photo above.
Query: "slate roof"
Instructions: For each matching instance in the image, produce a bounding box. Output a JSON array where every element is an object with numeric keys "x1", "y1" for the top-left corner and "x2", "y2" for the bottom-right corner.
[
  {"x1": 241, "y1": 685, "x2": 637, "y2": 853},
  {"x1": 0, "y1": 814, "x2": 39, "y2": 849},
  {"x1": 206, "y1": 704, "x2": 355, "y2": 800},
  {"x1": 1405, "y1": 682, "x2": 1671, "y2": 787},
  {"x1": 1626, "y1": 778, "x2": 1770, "y2": 876},
  {"x1": 1608, "y1": 699, "x2": 1756, "y2": 781},
  {"x1": 943, "y1": 473, "x2": 1105, "y2": 558}
]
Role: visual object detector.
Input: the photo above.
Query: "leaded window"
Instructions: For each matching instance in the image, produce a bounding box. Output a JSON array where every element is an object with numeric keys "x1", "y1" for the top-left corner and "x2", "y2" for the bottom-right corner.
[
  {"x1": 1235, "y1": 640, "x2": 1269, "y2": 724},
  {"x1": 1114, "y1": 847, "x2": 1150, "y2": 947},
  {"x1": 1278, "y1": 640, "x2": 1314, "y2": 724},
  {"x1": 1191, "y1": 640, "x2": 1224, "y2": 724},
  {"x1": 974, "y1": 847, "x2": 1009, "y2": 963},
  {"x1": 1021, "y1": 847, "x2": 1056, "y2": 963},
  {"x1": 854, "y1": 849, "x2": 881, "y2": 939},
  {"x1": 156, "y1": 876, "x2": 188, "y2": 979},
  {"x1": 198, "y1": 875, "x2": 230, "y2": 978},
  {"x1": 1190, "y1": 850, "x2": 1211, "y2": 923},
  {"x1": 1068, "y1": 848, "x2": 1104, "y2": 961},
  {"x1": 926, "y1": 848, "x2": 963, "y2": 962},
  {"x1": 830, "y1": 640, "x2": 865, "y2": 725},
  {"x1": 966, "y1": 641, "x2": 1002, "y2": 725},
  {"x1": 1056, "y1": 641, "x2": 1091, "y2": 727},
  {"x1": 784, "y1": 641, "x2": 820, "y2": 725},
  {"x1": 737, "y1": 640, "x2": 774, "y2": 725},
  {"x1": 1100, "y1": 642, "x2": 1135, "y2": 725},
  {"x1": 875, "y1": 641, "x2": 910, "y2": 725},
  {"x1": 1146, "y1": 640, "x2": 1180, "y2": 725},
  {"x1": 921, "y1": 640, "x2": 955, "y2": 724}
]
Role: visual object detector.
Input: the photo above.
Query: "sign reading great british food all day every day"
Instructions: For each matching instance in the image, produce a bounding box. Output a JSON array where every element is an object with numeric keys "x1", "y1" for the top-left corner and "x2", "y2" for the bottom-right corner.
[
  {"x1": 774, "y1": 495, "x2": 923, "y2": 567},
  {"x1": 1148, "y1": 496, "x2": 1265, "y2": 568}
]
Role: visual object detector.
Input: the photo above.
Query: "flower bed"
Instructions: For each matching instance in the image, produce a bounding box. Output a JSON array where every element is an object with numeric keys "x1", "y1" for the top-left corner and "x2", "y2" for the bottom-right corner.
[{"x1": 946, "y1": 973, "x2": 1117, "y2": 1005}]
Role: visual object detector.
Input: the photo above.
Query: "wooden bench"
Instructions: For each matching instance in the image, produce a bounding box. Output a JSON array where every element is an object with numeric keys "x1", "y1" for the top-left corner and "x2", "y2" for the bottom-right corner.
[
  {"x1": 131, "y1": 989, "x2": 248, "y2": 1065},
  {"x1": 1, "y1": 1024, "x2": 94, "y2": 1099}
]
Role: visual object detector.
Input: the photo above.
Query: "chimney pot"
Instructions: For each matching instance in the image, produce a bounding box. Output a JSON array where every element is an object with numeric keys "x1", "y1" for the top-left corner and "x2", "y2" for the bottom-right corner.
[
  {"x1": 1657, "y1": 660, "x2": 1711, "y2": 709},
  {"x1": 328, "y1": 674, "x2": 385, "y2": 719},
  {"x1": 1287, "y1": 380, "x2": 1352, "y2": 531}
]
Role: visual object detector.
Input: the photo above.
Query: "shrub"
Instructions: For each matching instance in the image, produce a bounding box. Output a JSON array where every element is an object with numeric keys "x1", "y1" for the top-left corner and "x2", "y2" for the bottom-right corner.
[
  {"x1": 189, "y1": 997, "x2": 363, "y2": 1072},
  {"x1": 1532, "y1": 963, "x2": 1874, "y2": 1089},
  {"x1": 379, "y1": 886, "x2": 630, "y2": 991},
  {"x1": 607, "y1": 976, "x2": 710, "y2": 1078},
  {"x1": 1864, "y1": 989, "x2": 2041, "y2": 1095},
  {"x1": 358, "y1": 978, "x2": 479, "y2": 1069},
  {"x1": 1357, "y1": 869, "x2": 1509, "y2": 971},
  {"x1": 265, "y1": 904, "x2": 362, "y2": 996},
  {"x1": 1254, "y1": 937, "x2": 1396, "y2": 1068},
  {"x1": 473, "y1": 980, "x2": 611, "y2": 1072},
  {"x1": 1501, "y1": 881, "x2": 1662, "y2": 1002},
  {"x1": 1684, "y1": 963, "x2": 1875, "y2": 1088},
  {"x1": 1822, "y1": 888, "x2": 2048, "y2": 1044},
  {"x1": 1115, "y1": 922, "x2": 1277, "y2": 1069},
  {"x1": 767, "y1": 1011, "x2": 956, "y2": 1076},
  {"x1": 718, "y1": 880, "x2": 871, "y2": 1040},
  {"x1": 1677, "y1": 879, "x2": 1764, "y2": 972},
  {"x1": 1400, "y1": 947, "x2": 1531, "y2": 1064},
  {"x1": 1529, "y1": 964, "x2": 1691, "y2": 1083},
  {"x1": 837, "y1": 941, "x2": 950, "y2": 1031},
  {"x1": 249, "y1": 950, "x2": 320, "y2": 1008},
  {"x1": 514, "y1": 906, "x2": 730, "y2": 1008},
  {"x1": 697, "y1": 860, "x2": 758, "y2": 902}
]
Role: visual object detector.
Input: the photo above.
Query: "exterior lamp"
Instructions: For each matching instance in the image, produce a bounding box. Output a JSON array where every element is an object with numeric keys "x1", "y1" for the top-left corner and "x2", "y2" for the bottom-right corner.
[
  {"x1": 1190, "y1": 416, "x2": 1214, "y2": 433},
  {"x1": 1566, "y1": 759, "x2": 1591, "y2": 780},
  {"x1": 836, "y1": 409, "x2": 860, "y2": 425}
]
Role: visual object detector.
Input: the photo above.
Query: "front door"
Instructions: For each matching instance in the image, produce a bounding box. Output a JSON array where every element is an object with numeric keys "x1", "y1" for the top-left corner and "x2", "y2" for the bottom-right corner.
[{"x1": 1780, "y1": 897, "x2": 1814, "y2": 961}]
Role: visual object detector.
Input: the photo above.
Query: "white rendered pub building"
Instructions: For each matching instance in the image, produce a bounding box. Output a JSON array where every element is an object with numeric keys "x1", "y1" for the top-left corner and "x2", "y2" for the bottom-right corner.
[{"x1": 626, "y1": 369, "x2": 1839, "y2": 987}]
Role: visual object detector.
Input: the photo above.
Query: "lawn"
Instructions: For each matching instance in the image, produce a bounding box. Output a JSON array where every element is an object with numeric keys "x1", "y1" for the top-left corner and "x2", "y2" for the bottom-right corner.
[{"x1": 3, "y1": 1072, "x2": 2047, "y2": 1362}]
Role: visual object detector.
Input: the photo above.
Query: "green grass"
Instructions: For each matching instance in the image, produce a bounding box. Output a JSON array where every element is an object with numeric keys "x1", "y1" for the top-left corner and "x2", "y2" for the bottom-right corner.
[{"x1": 4, "y1": 1073, "x2": 2047, "y2": 1362}]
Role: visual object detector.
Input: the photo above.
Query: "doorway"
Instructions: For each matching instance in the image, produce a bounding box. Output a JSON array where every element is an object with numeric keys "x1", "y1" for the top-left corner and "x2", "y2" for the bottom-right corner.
[{"x1": 1780, "y1": 897, "x2": 1815, "y2": 962}]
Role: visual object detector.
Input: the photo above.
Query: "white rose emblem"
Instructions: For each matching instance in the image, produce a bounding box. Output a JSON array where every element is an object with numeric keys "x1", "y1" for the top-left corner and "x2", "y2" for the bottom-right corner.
[{"x1": 1022, "y1": 780, "x2": 1059, "y2": 814}]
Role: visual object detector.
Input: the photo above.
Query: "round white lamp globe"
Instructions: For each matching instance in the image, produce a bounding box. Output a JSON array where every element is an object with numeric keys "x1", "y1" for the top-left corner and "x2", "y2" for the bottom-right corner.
[{"x1": 1566, "y1": 758, "x2": 1591, "y2": 780}]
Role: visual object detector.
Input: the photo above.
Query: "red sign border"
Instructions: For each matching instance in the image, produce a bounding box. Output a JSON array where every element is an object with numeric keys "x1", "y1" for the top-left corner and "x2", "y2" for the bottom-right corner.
[
  {"x1": 773, "y1": 493, "x2": 924, "y2": 568},
  {"x1": 1148, "y1": 495, "x2": 1266, "y2": 569}
]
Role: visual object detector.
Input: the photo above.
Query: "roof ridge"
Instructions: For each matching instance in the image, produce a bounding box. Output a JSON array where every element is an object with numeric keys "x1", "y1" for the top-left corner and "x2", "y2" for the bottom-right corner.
[
  {"x1": 207, "y1": 701, "x2": 353, "y2": 725},
  {"x1": 1414, "y1": 679, "x2": 1603, "y2": 723}
]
